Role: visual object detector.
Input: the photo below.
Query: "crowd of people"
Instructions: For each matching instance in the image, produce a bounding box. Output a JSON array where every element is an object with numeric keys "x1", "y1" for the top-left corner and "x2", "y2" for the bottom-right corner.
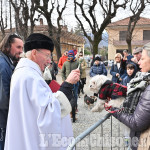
[{"x1": 0, "y1": 32, "x2": 150, "y2": 150}]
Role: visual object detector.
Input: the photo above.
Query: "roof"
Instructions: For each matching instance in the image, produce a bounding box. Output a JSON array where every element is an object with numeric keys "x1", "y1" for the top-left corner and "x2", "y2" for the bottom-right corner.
[
  {"x1": 108, "y1": 17, "x2": 150, "y2": 27},
  {"x1": 113, "y1": 40, "x2": 150, "y2": 46}
]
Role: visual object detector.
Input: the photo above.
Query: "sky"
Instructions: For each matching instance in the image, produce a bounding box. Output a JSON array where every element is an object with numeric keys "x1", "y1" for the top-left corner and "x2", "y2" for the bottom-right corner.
[
  {"x1": 4, "y1": 0, "x2": 150, "y2": 33},
  {"x1": 61, "y1": 0, "x2": 150, "y2": 32}
]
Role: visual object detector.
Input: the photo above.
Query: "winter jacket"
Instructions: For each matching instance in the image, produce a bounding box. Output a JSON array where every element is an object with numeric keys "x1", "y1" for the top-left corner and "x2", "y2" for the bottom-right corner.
[
  {"x1": 61, "y1": 60, "x2": 82, "y2": 81},
  {"x1": 110, "y1": 63, "x2": 127, "y2": 83},
  {"x1": 122, "y1": 75, "x2": 133, "y2": 86},
  {"x1": 121, "y1": 63, "x2": 137, "y2": 86},
  {"x1": 58, "y1": 54, "x2": 68, "y2": 69},
  {"x1": 79, "y1": 58, "x2": 87, "y2": 78},
  {"x1": 112, "y1": 84, "x2": 150, "y2": 150},
  {"x1": 0, "y1": 51, "x2": 15, "y2": 128},
  {"x1": 89, "y1": 62, "x2": 107, "y2": 77}
]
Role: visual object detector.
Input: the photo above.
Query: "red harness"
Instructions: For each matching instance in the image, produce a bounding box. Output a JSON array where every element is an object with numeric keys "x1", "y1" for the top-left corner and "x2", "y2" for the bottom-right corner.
[{"x1": 104, "y1": 98, "x2": 123, "y2": 113}]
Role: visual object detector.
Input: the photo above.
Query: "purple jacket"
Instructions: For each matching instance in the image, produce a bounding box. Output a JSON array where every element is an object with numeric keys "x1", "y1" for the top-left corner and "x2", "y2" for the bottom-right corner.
[{"x1": 112, "y1": 84, "x2": 150, "y2": 150}]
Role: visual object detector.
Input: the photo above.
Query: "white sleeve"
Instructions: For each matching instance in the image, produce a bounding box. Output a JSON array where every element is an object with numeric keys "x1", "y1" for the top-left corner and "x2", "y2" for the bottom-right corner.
[{"x1": 54, "y1": 91, "x2": 71, "y2": 118}]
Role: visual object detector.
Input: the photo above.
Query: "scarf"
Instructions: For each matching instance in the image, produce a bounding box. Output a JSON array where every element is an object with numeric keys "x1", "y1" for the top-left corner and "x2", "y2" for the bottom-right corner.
[
  {"x1": 67, "y1": 57, "x2": 77, "y2": 62},
  {"x1": 123, "y1": 72, "x2": 150, "y2": 114}
]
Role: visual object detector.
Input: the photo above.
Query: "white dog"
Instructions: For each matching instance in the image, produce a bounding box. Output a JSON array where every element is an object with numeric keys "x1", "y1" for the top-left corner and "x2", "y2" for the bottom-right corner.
[
  {"x1": 89, "y1": 75, "x2": 127, "y2": 112},
  {"x1": 89, "y1": 75, "x2": 130, "y2": 145}
]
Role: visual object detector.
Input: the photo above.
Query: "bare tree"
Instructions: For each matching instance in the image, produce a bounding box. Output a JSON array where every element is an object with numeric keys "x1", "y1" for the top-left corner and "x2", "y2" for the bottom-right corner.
[
  {"x1": 34, "y1": 0, "x2": 68, "y2": 60},
  {"x1": 10, "y1": 0, "x2": 38, "y2": 40},
  {"x1": 9, "y1": 0, "x2": 12, "y2": 32},
  {"x1": 126, "y1": 0, "x2": 147, "y2": 53},
  {"x1": 30, "y1": 0, "x2": 39, "y2": 34},
  {"x1": 74, "y1": 21, "x2": 83, "y2": 36},
  {"x1": 0, "y1": 0, "x2": 8, "y2": 38},
  {"x1": 74, "y1": 0, "x2": 128, "y2": 58}
]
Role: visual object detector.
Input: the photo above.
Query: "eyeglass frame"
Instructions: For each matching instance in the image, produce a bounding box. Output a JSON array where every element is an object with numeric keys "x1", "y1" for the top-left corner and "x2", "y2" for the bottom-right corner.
[{"x1": 36, "y1": 49, "x2": 52, "y2": 60}]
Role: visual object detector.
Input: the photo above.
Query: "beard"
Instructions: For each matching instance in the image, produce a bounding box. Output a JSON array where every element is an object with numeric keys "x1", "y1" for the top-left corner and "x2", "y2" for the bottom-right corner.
[
  {"x1": 9, "y1": 53, "x2": 21, "y2": 67},
  {"x1": 9, "y1": 53, "x2": 20, "y2": 62}
]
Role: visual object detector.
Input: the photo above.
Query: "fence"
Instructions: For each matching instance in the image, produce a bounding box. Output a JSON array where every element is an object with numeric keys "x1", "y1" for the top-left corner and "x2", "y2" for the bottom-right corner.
[{"x1": 67, "y1": 113, "x2": 130, "y2": 150}]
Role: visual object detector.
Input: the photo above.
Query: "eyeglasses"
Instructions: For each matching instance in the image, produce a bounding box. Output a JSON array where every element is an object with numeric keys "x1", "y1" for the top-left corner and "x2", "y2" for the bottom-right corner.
[
  {"x1": 115, "y1": 57, "x2": 120, "y2": 58},
  {"x1": 79, "y1": 55, "x2": 83, "y2": 56},
  {"x1": 36, "y1": 50, "x2": 52, "y2": 60}
]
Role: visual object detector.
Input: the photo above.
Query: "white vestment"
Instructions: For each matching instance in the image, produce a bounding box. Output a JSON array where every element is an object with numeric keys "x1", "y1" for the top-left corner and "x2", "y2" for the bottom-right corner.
[{"x1": 4, "y1": 58, "x2": 73, "y2": 150}]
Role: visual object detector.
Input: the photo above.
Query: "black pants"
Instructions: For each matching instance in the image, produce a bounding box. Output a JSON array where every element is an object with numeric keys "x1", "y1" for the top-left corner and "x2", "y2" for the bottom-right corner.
[{"x1": 78, "y1": 78, "x2": 86, "y2": 94}]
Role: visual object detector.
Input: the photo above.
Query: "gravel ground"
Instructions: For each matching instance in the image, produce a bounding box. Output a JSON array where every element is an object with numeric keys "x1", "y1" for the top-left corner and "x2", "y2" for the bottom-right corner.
[{"x1": 57, "y1": 68, "x2": 129, "y2": 150}]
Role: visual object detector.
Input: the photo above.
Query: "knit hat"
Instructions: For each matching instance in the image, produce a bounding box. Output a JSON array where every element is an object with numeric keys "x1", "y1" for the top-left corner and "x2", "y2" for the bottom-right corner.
[
  {"x1": 94, "y1": 56, "x2": 101, "y2": 61},
  {"x1": 68, "y1": 50, "x2": 75, "y2": 57},
  {"x1": 24, "y1": 33, "x2": 54, "y2": 52}
]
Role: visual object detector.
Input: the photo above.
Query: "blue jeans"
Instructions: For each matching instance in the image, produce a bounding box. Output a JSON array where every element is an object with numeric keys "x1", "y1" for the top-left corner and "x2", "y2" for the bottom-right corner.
[
  {"x1": 0, "y1": 128, "x2": 6, "y2": 150},
  {"x1": 73, "y1": 82, "x2": 79, "y2": 108}
]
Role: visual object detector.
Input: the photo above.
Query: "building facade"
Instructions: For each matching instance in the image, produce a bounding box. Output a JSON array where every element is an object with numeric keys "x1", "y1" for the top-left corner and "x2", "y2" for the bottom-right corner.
[
  {"x1": 33, "y1": 24, "x2": 85, "y2": 62},
  {"x1": 106, "y1": 17, "x2": 150, "y2": 60},
  {"x1": 0, "y1": 23, "x2": 85, "y2": 62}
]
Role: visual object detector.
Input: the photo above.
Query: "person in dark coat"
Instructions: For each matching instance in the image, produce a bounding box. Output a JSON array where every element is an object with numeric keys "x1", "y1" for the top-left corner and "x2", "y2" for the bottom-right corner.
[
  {"x1": 105, "y1": 43, "x2": 150, "y2": 150},
  {"x1": 49, "y1": 58, "x2": 58, "y2": 80},
  {"x1": 121, "y1": 63, "x2": 137, "y2": 86},
  {"x1": 0, "y1": 33, "x2": 23, "y2": 150},
  {"x1": 110, "y1": 53, "x2": 127, "y2": 83},
  {"x1": 61, "y1": 50, "x2": 82, "y2": 122},
  {"x1": 90, "y1": 56, "x2": 107, "y2": 77}
]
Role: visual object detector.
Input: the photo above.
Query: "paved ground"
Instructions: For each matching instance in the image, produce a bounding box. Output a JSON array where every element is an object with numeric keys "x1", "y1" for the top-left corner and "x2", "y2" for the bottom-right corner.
[{"x1": 57, "y1": 68, "x2": 129, "y2": 150}]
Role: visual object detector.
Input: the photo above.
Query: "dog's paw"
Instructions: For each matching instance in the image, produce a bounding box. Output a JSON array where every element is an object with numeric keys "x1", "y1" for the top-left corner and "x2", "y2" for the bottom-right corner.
[
  {"x1": 91, "y1": 100, "x2": 105, "y2": 112},
  {"x1": 108, "y1": 97, "x2": 125, "y2": 108}
]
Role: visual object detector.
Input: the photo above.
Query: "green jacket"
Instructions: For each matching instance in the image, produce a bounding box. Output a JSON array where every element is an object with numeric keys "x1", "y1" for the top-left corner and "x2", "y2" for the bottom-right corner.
[
  {"x1": 79, "y1": 58, "x2": 87, "y2": 78},
  {"x1": 61, "y1": 60, "x2": 82, "y2": 81}
]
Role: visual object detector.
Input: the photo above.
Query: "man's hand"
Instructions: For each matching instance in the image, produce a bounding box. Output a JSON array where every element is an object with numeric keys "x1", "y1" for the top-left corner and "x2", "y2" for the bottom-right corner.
[
  {"x1": 66, "y1": 69, "x2": 80, "y2": 84},
  {"x1": 131, "y1": 57, "x2": 138, "y2": 64}
]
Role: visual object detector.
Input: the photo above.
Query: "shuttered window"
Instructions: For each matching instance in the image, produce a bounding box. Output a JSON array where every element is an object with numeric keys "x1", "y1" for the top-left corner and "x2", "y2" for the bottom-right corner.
[
  {"x1": 143, "y1": 30, "x2": 150, "y2": 40},
  {"x1": 119, "y1": 31, "x2": 127, "y2": 41}
]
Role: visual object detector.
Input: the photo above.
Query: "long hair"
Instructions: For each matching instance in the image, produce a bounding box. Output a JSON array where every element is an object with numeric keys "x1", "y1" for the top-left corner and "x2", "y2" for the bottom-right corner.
[{"x1": 0, "y1": 33, "x2": 22, "y2": 56}]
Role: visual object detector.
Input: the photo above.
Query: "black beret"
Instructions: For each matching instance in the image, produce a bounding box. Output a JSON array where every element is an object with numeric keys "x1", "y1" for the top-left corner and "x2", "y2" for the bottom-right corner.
[
  {"x1": 24, "y1": 33, "x2": 54, "y2": 52},
  {"x1": 94, "y1": 56, "x2": 101, "y2": 61}
]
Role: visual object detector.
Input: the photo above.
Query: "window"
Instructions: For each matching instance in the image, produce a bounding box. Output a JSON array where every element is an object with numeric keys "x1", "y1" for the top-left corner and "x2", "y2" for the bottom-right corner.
[
  {"x1": 143, "y1": 30, "x2": 150, "y2": 40},
  {"x1": 119, "y1": 31, "x2": 127, "y2": 41}
]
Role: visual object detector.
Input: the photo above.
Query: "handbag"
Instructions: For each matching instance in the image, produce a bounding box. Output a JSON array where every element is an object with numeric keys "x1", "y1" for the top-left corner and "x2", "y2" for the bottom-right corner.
[{"x1": 43, "y1": 66, "x2": 52, "y2": 80}]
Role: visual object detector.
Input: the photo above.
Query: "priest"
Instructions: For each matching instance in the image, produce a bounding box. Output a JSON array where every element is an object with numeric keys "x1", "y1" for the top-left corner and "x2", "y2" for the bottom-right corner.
[{"x1": 4, "y1": 33, "x2": 80, "y2": 150}]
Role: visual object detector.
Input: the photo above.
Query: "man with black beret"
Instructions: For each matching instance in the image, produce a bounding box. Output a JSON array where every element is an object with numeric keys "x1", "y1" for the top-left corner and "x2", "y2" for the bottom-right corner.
[{"x1": 4, "y1": 33, "x2": 80, "y2": 150}]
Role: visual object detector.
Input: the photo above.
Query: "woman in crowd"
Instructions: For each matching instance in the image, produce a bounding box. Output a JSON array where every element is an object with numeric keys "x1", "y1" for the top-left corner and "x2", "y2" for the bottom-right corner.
[
  {"x1": 106, "y1": 43, "x2": 150, "y2": 150},
  {"x1": 89, "y1": 56, "x2": 107, "y2": 77},
  {"x1": 110, "y1": 53, "x2": 126, "y2": 83},
  {"x1": 78, "y1": 51, "x2": 87, "y2": 95}
]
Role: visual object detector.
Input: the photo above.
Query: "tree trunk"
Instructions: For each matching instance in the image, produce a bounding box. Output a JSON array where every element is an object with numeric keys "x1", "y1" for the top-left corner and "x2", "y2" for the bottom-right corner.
[
  {"x1": 127, "y1": 41, "x2": 132, "y2": 54},
  {"x1": 92, "y1": 42, "x2": 99, "y2": 59},
  {"x1": 126, "y1": 33, "x2": 132, "y2": 54},
  {"x1": 53, "y1": 41, "x2": 62, "y2": 61}
]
